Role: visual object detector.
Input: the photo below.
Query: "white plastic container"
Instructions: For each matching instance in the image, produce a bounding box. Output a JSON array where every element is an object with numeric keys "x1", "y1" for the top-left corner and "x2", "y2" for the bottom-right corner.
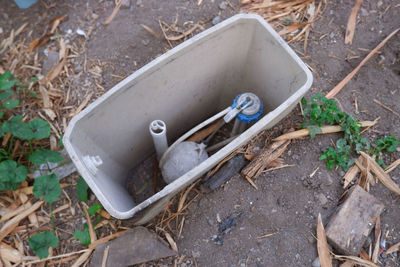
[{"x1": 64, "y1": 14, "x2": 313, "y2": 222}]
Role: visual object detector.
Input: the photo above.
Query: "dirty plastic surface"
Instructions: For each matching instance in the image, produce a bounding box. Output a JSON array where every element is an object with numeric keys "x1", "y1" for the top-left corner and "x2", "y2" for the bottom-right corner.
[{"x1": 64, "y1": 14, "x2": 313, "y2": 221}]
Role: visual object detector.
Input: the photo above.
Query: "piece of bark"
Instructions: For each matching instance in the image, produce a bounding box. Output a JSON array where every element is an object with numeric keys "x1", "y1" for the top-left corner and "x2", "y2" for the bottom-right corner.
[
  {"x1": 325, "y1": 185, "x2": 384, "y2": 255},
  {"x1": 241, "y1": 140, "x2": 290, "y2": 179}
]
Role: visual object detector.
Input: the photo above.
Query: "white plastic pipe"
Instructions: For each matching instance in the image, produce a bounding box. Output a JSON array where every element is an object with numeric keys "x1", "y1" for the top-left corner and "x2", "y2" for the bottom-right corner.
[{"x1": 149, "y1": 120, "x2": 168, "y2": 160}]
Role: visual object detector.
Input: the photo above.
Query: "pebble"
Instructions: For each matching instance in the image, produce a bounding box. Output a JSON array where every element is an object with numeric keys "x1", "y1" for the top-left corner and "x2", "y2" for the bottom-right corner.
[
  {"x1": 0, "y1": 27, "x2": 3, "y2": 34},
  {"x1": 212, "y1": 16, "x2": 221, "y2": 25},
  {"x1": 361, "y1": 8, "x2": 369, "y2": 16},
  {"x1": 74, "y1": 65, "x2": 83, "y2": 73},
  {"x1": 142, "y1": 39, "x2": 150, "y2": 46},
  {"x1": 316, "y1": 193, "x2": 328, "y2": 206},
  {"x1": 192, "y1": 250, "x2": 201, "y2": 258},
  {"x1": 311, "y1": 257, "x2": 321, "y2": 267},
  {"x1": 219, "y1": 1, "x2": 228, "y2": 10}
]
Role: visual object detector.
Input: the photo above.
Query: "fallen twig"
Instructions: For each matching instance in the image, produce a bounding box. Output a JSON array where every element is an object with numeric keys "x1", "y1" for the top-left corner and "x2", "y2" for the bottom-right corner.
[
  {"x1": 326, "y1": 28, "x2": 400, "y2": 99},
  {"x1": 273, "y1": 120, "x2": 377, "y2": 141},
  {"x1": 344, "y1": 0, "x2": 362, "y2": 44},
  {"x1": 373, "y1": 99, "x2": 400, "y2": 118},
  {"x1": 104, "y1": 0, "x2": 122, "y2": 25}
]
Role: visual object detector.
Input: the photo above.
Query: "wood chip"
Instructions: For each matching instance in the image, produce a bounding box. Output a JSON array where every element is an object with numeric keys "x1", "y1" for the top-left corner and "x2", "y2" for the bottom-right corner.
[
  {"x1": 326, "y1": 27, "x2": 400, "y2": 99},
  {"x1": 67, "y1": 92, "x2": 93, "y2": 118},
  {"x1": 386, "y1": 241, "x2": 400, "y2": 254},
  {"x1": 187, "y1": 119, "x2": 223, "y2": 142},
  {"x1": 334, "y1": 255, "x2": 378, "y2": 267},
  {"x1": 344, "y1": 0, "x2": 362, "y2": 44},
  {"x1": 385, "y1": 158, "x2": 400, "y2": 173},
  {"x1": 0, "y1": 242, "x2": 23, "y2": 263},
  {"x1": 241, "y1": 140, "x2": 290, "y2": 180},
  {"x1": 371, "y1": 218, "x2": 381, "y2": 263},
  {"x1": 317, "y1": 213, "x2": 332, "y2": 267},
  {"x1": 41, "y1": 53, "x2": 67, "y2": 85},
  {"x1": 49, "y1": 15, "x2": 68, "y2": 34},
  {"x1": 273, "y1": 121, "x2": 377, "y2": 141},
  {"x1": 164, "y1": 232, "x2": 178, "y2": 252},
  {"x1": 360, "y1": 151, "x2": 400, "y2": 195},
  {"x1": 0, "y1": 201, "x2": 43, "y2": 242},
  {"x1": 343, "y1": 160, "x2": 360, "y2": 188}
]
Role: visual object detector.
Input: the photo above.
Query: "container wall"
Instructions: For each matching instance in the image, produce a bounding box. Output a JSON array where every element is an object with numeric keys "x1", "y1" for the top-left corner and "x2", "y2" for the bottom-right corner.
[{"x1": 65, "y1": 15, "x2": 312, "y2": 217}]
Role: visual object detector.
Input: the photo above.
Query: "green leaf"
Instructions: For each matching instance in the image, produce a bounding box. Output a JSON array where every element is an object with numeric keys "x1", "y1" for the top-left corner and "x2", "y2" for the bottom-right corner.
[
  {"x1": 307, "y1": 125, "x2": 322, "y2": 139},
  {"x1": 74, "y1": 224, "x2": 91, "y2": 245},
  {"x1": 28, "y1": 231, "x2": 59, "y2": 259},
  {"x1": 0, "y1": 160, "x2": 27, "y2": 184},
  {"x1": 2, "y1": 120, "x2": 34, "y2": 140},
  {"x1": 2, "y1": 99, "x2": 19, "y2": 109},
  {"x1": 0, "y1": 91, "x2": 13, "y2": 101},
  {"x1": 29, "y1": 119, "x2": 51, "y2": 140},
  {"x1": 33, "y1": 174, "x2": 61, "y2": 203},
  {"x1": 29, "y1": 148, "x2": 63, "y2": 165},
  {"x1": 77, "y1": 177, "x2": 89, "y2": 202},
  {"x1": 88, "y1": 203, "x2": 102, "y2": 215},
  {"x1": 0, "y1": 71, "x2": 12, "y2": 81},
  {"x1": 0, "y1": 80, "x2": 16, "y2": 91}
]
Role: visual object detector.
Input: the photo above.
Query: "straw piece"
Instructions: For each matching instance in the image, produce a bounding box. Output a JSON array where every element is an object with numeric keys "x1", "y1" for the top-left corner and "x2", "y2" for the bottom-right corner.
[
  {"x1": 344, "y1": 0, "x2": 362, "y2": 44},
  {"x1": 326, "y1": 28, "x2": 400, "y2": 99}
]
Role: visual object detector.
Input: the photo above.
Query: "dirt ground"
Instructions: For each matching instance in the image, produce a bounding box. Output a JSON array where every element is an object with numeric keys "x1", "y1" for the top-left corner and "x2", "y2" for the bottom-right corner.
[{"x1": 1, "y1": 0, "x2": 400, "y2": 266}]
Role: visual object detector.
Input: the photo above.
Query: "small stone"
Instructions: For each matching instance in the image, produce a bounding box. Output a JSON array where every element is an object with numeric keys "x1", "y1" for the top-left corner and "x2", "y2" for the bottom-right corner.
[
  {"x1": 329, "y1": 32, "x2": 335, "y2": 39},
  {"x1": 192, "y1": 251, "x2": 201, "y2": 258},
  {"x1": 137, "y1": 0, "x2": 142, "y2": 5},
  {"x1": 360, "y1": 8, "x2": 369, "y2": 16},
  {"x1": 42, "y1": 50, "x2": 59, "y2": 75},
  {"x1": 142, "y1": 39, "x2": 150, "y2": 46},
  {"x1": 311, "y1": 257, "x2": 321, "y2": 267},
  {"x1": 0, "y1": 27, "x2": 3, "y2": 34},
  {"x1": 91, "y1": 13, "x2": 99, "y2": 20},
  {"x1": 219, "y1": 1, "x2": 228, "y2": 10},
  {"x1": 212, "y1": 16, "x2": 221, "y2": 25},
  {"x1": 324, "y1": 175, "x2": 333, "y2": 186},
  {"x1": 316, "y1": 193, "x2": 328, "y2": 206},
  {"x1": 74, "y1": 65, "x2": 83, "y2": 73}
]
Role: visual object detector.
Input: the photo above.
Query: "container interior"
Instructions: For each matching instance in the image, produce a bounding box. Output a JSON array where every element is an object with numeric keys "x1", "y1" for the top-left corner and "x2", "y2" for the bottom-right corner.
[{"x1": 67, "y1": 17, "x2": 309, "y2": 214}]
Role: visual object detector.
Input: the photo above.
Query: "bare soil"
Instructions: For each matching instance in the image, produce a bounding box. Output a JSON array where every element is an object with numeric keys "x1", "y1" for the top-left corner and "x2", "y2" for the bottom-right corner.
[{"x1": 1, "y1": 0, "x2": 400, "y2": 266}]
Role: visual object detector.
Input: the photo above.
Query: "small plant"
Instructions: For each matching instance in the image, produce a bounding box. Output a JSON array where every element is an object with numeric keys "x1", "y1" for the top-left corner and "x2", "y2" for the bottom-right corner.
[
  {"x1": 0, "y1": 71, "x2": 64, "y2": 259},
  {"x1": 302, "y1": 93, "x2": 397, "y2": 171},
  {"x1": 73, "y1": 177, "x2": 101, "y2": 246},
  {"x1": 370, "y1": 136, "x2": 400, "y2": 168}
]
